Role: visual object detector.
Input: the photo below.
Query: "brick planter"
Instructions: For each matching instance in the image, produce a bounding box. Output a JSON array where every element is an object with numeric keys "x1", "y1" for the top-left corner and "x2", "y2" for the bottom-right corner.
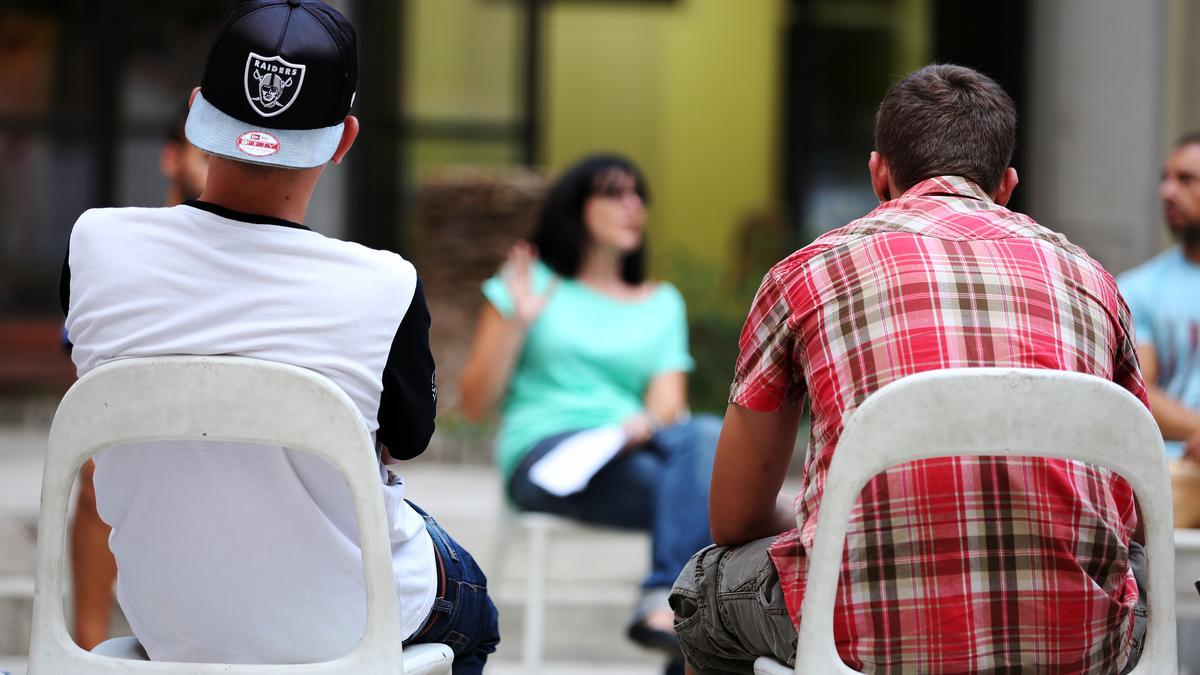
[{"x1": 410, "y1": 166, "x2": 548, "y2": 463}]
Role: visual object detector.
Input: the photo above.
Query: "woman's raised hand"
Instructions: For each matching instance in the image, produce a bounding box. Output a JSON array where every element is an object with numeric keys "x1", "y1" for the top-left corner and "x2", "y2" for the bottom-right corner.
[{"x1": 503, "y1": 241, "x2": 556, "y2": 327}]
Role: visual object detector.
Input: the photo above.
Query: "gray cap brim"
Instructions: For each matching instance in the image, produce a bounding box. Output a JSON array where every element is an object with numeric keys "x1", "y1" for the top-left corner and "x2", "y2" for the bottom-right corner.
[{"x1": 185, "y1": 92, "x2": 344, "y2": 169}]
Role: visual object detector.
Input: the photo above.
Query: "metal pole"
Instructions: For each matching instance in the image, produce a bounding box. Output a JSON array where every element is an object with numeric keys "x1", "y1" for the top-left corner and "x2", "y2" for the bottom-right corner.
[
  {"x1": 520, "y1": 0, "x2": 543, "y2": 168},
  {"x1": 347, "y1": 0, "x2": 404, "y2": 253}
]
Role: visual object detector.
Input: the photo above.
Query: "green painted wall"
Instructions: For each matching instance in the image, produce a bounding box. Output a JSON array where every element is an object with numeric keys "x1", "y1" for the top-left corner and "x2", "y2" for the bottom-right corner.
[
  {"x1": 407, "y1": 0, "x2": 784, "y2": 277},
  {"x1": 406, "y1": 0, "x2": 522, "y2": 166},
  {"x1": 544, "y1": 0, "x2": 784, "y2": 273},
  {"x1": 407, "y1": 0, "x2": 520, "y2": 123}
]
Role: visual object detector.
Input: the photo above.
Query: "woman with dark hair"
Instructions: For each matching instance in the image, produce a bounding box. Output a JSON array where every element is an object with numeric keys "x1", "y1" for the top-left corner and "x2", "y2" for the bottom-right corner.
[{"x1": 460, "y1": 154, "x2": 720, "y2": 665}]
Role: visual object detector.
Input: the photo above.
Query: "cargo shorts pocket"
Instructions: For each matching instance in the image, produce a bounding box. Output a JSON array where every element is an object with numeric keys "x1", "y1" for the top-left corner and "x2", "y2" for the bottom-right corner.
[{"x1": 670, "y1": 541, "x2": 787, "y2": 672}]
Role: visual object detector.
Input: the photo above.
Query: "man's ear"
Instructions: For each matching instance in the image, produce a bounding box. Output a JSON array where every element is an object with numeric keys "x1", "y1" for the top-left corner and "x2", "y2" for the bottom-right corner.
[
  {"x1": 869, "y1": 151, "x2": 892, "y2": 202},
  {"x1": 160, "y1": 142, "x2": 180, "y2": 179},
  {"x1": 169, "y1": 87, "x2": 200, "y2": 176},
  {"x1": 993, "y1": 167, "x2": 1019, "y2": 206},
  {"x1": 331, "y1": 115, "x2": 359, "y2": 165}
]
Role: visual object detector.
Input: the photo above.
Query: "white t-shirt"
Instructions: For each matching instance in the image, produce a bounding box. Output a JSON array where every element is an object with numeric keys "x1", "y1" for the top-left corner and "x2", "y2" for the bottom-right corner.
[{"x1": 62, "y1": 201, "x2": 438, "y2": 664}]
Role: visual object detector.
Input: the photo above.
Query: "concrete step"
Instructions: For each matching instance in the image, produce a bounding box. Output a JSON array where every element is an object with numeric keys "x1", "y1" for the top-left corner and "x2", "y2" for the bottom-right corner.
[
  {"x1": 0, "y1": 597, "x2": 31, "y2": 657},
  {"x1": 0, "y1": 428, "x2": 43, "y2": 658},
  {"x1": 493, "y1": 597, "x2": 669, "y2": 667},
  {"x1": 0, "y1": 578, "x2": 34, "y2": 655},
  {"x1": 0, "y1": 655, "x2": 24, "y2": 675},
  {"x1": 0, "y1": 577, "x2": 34, "y2": 598}
]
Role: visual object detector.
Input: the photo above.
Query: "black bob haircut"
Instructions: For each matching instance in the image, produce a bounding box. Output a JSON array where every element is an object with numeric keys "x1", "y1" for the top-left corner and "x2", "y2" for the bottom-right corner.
[{"x1": 530, "y1": 153, "x2": 650, "y2": 284}]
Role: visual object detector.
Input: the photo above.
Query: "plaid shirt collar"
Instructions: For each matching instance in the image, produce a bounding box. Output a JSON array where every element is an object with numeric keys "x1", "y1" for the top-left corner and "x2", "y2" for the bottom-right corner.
[{"x1": 900, "y1": 175, "x2": 993, "y2": 203}]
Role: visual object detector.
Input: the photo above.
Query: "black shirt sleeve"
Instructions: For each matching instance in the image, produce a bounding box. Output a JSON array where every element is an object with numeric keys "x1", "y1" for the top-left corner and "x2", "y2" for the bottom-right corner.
[
  {"x1": 59, "y1": 243, "x2": 73, "y2": 354},
  {"x1": 59, "y1": 242, "x2": 71, "y2": 318},
  {"x1": 376, "y1": 278, "x2": 437, "y2": 461}
]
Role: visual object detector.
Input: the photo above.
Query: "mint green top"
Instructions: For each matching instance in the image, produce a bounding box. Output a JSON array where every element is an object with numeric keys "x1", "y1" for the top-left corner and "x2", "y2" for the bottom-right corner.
[{"x1": 483, "y1": 261, "x2": 695, "y2": 478}]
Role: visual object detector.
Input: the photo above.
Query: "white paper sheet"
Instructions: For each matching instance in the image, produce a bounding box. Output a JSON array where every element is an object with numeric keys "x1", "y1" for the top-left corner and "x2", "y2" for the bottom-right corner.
[{"x1": 527, "y1": 425, "x2": 629, "y2": 497}]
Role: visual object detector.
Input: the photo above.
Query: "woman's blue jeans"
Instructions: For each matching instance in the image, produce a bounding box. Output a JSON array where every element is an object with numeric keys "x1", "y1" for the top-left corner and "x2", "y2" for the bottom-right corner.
[{"x1": 506, "y1": 415, "x2": 721, "y2": 591}]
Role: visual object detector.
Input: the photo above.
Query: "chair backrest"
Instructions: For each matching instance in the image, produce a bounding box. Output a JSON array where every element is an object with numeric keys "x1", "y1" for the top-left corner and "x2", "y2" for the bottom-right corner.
[
  {"x1": 29, "y1": 356, "x2": 407, "y2": 674},
  {"x1": 794, "y1": 368, "x2": 1176, "y2": 675}
]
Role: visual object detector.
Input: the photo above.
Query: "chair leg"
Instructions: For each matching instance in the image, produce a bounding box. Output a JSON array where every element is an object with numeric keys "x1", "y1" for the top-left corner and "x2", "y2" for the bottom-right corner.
[
  {"x1": 523, "y1": 521, "x2": 549, "y2": 674},
  {"x1": 490, "y1": 510, "x2": 514, "y2": 598}
]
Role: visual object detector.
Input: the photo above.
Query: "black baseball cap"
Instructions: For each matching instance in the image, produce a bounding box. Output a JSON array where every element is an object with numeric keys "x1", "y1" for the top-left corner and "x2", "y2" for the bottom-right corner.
[{"x1": 185, "y1": 0, "x2": 358, "y2": 168}]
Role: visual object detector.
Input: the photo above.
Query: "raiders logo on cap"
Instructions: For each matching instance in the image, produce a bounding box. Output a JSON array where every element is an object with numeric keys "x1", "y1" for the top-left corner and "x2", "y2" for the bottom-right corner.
[{"x1": 245, "y1": 53, "x2": 306, "y2": 118}]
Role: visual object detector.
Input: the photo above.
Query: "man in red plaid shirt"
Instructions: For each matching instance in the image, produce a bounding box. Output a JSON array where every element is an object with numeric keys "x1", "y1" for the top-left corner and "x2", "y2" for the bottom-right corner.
[{"x1": 669, "y1": 64, "x2": 1147, "y2": 674}]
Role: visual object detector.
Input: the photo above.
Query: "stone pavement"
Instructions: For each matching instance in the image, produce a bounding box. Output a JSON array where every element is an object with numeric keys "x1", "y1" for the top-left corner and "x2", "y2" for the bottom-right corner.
[{"x1": 0, "y1": 424, "x2": 677, "y2": 673}]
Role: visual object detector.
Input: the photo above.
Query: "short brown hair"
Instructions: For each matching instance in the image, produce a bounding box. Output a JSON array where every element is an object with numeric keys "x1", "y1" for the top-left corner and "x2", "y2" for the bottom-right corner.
[
  {"x1": 1174, "y1": 131, "x2": 1200, "y2": 150},
  {"x1": 875, "y1": 64, "x2": 1016, "y2": 194}
]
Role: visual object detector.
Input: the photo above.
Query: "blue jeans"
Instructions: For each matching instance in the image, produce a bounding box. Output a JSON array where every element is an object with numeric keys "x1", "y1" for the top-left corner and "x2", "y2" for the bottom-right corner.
[
  {"x1": 507, "y1": 415, "x2": 721, "y2": 591},
  {"x1": 405, "y1": 502, "x2": 500, "y2": 675}
]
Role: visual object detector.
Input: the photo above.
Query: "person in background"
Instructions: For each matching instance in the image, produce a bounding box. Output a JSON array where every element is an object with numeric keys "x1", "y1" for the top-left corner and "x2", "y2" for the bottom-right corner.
[
  {"x1": 1118, "y1": 132, "x2": 1200, "y2": 528},
  {"x1": 68, "y1": 106, "x2": 208, "y2": 650},
  {"x1": 459, "y1": 154, "x2": 721, "y2": 672},
  {"x1": 671, "y1": 64, "x2": 1147, "y2": 674}
]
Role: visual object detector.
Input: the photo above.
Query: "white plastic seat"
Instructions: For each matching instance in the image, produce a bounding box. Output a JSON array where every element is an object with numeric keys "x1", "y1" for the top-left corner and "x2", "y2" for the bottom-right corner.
[
  {"x1": 28, "y1": 356, "x2": 453, "y2": 674},
  {"x1": 91, "y1": 636, "x2": 147, "y2": 660},
  {"x1": 753, "y1": 368, "x2": 1176, "y2": 675},
  {"x1": 86, "y1": 636, "x2": 453, "y2": 673},
  {"x1": 491, "y1": 505, "x2": 633, "y2": 673}
]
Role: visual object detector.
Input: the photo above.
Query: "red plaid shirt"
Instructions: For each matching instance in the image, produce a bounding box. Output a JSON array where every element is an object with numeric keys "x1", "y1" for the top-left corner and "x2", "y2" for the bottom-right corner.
[{"x1": 734, "y1": 176, "x2": 1145, "y2": 673}]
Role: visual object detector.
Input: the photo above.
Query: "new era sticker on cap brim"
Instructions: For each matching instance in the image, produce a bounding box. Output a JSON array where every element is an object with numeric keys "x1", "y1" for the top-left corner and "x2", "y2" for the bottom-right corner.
[{"x1": 236, "y1": 131, "x2": 281, "y2": 157}]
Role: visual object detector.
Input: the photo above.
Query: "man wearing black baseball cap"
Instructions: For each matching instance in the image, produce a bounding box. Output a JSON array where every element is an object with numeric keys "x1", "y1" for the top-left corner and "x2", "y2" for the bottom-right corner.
[
  {"x1": 59, "y1": 1, "x2": 499, "y2": 670},
  {"x1": 185, "y1": 0, "x2": 358, "y2": 169}
]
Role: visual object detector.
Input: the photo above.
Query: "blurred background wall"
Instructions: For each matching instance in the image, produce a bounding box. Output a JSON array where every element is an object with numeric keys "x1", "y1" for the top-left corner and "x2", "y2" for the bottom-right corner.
[{"x1": 0, "y1": 0, "x2": 1193, "y2": 417}]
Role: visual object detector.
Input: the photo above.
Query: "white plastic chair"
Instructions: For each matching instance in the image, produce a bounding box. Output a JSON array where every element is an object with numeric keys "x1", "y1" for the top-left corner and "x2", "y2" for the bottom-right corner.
[
  {"x1": 28, "y1": 356, "x2": 454, "y2": 674},
  {"x1": 491, "y1": 505, "x2": 634, "y2": 673},
  {"x1": 753, "y1": 368, "x2": 1176, "y2": 675}
]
